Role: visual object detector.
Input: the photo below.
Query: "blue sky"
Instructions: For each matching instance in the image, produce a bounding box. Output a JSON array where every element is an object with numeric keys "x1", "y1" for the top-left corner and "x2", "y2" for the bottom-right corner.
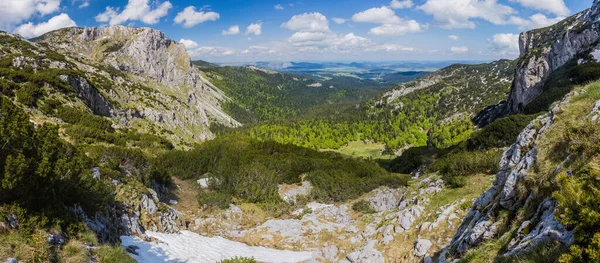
[{"x1": 0, "y1": 0, "x2": 594, "y2": 62}]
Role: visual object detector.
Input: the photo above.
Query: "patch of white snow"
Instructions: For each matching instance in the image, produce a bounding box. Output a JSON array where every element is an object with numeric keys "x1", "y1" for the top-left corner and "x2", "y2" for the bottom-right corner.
[{"x1": 120, "y1": 231, "x2": 314, "y2": 263}]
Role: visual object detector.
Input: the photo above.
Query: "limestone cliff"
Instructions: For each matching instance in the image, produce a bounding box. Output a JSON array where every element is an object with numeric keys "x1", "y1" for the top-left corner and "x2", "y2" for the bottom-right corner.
[
  {"x1": 33, "y1": 25, "x2": 240, "y2": 145},
  {"x1": 506, "y1": 0, "x2": 600, "y2": 113}
]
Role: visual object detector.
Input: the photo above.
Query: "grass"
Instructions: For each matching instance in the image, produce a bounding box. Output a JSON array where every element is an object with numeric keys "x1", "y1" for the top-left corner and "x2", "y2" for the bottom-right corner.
[
  {"x1": 325, "y1": 141, "x2": 395, "y2": 159},
  {"x1": 382, "y1": 174, "x2": 494, "y2": 261},
  {"x1": 96, "y1": 246, "x2": 136, "y2": 263}
]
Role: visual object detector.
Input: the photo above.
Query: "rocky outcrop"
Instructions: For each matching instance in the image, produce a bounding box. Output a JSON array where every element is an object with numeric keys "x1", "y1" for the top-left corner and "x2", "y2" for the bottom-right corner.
[
  {"x1": 60, "y1": 75, "x2": 111, "y2": 116},
  {"x1": 445, "y1": 95, "x2": 574, "y2": 259},
  {"x1": 505, "y1": 0, "x2": 600, "y2": 113},
  {"x1": 35, "y1": 25, "x2": 241, "y2": 144},
  {"x1": 368, "y1": 187, "x2": 401, "y2": 212}
]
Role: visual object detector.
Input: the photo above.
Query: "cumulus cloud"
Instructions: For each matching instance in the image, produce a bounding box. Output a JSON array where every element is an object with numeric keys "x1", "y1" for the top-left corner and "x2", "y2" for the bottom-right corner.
[
  {"x1": 352, "y1": 7, "x2": 402, "y2": 24},
  {"x1": 78, "y1": 1, "x2": 89, "y2": 8},
  {"x1": 451, "y1": 46, "x2": 469, "y2": 53},
  {"x1": 179, "y1": 39, "x2": 198, "y2": 49},
  {"x1": 246, "y1": 22, "x2": 262, "y2": 35},
  {"x1": 492, "y1": 33, "x2": 519, "y2": 55},
  {"x1": 505, "y1": 13, "x2": 565, "y2": 30},
  {"x1": 222, "y1": 25, "x2": 240, "y2": 35},
  {"x1": 95, "y1": 0, "x2": 172, "y2": 25},
  {"x1": 187, "y1": 46, "x2": 235, "y2": 57},
  {"x1": 288, "y1": 31, "x2": 328, "y2": 43},
  {"x1": 390, "y1": 0, "x2": 413, "y2": 9},
  {"x1": 274, "y1": 4, "x2": 284, "y2": 10},
  {"x1": 418, "y1": 0, "x2": 515, "y2": 29},
  {"x1": 0, "y1": 0, "x2": 61, "y2": 28},
  {"x1": 174, "y1": 6, "x2": 219, "y2": 28},
  {"x1": 366, "y1": 43, "x2": 416, "y2": 52},
  {"x1": 351, "y1": 6, "x2": 423, "y2": 36},
  {"x1": 448, "y1": 35, "x2": 460, "y2": 41},
  {"x1": 15, "y1": 13, "x2": 76, "y2": 38},
  {"x1": 332, "y1": 18, "x2": 346, "y2": 25},
  {"x1": 368, "y1": 21, "x2": 423, "y2": 36},
  {"x1": 509, "y1": 0, "x2": 569, "y2": 16},
  {"x1": 281, "y1": 13, "x2": 330, "y2": 32}
]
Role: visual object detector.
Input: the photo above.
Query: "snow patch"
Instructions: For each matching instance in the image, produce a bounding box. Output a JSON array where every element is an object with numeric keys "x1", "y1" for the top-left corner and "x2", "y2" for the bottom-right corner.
[{"x1": 120, "y1": 231, "x2": 314, "y2": 263}]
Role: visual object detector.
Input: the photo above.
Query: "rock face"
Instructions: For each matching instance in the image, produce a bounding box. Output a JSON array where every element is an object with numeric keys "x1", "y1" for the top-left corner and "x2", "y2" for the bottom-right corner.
[
  {"x1": 505, "y1": 0, "x2": 600, "y2": 113},
  {"x1": 60, "y1": 75, "x2": 111, "y2": 116},
  {"x1": 445, "y1": 95, "x2": 574, "y2": 259},
  {"x1": 35, "y1": 25, "x2": 241, "y2": 144}
]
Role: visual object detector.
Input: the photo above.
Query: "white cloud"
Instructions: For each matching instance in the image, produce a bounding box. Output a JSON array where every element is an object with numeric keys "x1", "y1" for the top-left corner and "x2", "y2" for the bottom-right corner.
[
  {"x1": 281, "y1": 12, "x2": 330, "y2": 32},
  {"x1": 492, "y1": 33, "x2": 519, "y2": 55},
  {"x1": 352, "y1": 6, "x2": 424, "y2": 36},
  {"x1": 448, "y1": 35, "x2": 460, "y2": 41},
  {"x1": 179, "y1": 39, "x2": 198, "y2": 49},
  {"x1": 174, "y1": 6, "x2": 219, "y2": 28},
  {"x1": 509, "y1": 0, "x2": 569, "y2": 16},
  {"x1": 78, "y1": 1, "x2": 89, "y2": 8},
  {"x1": 0, "y1": 0, "x2": 61, "y2": 28},
  {"x1": 369, "y1": 21, "x2": 423, "y2": 36},
  {"x1": 451, "y1": 46, "x2": 469, "y2": 53},
  {"x1": 366, "y1": 43, "x2": 416, "y2": 52},
  {"x1": 352, "y1": 7, "x2": 402, "y2": 24},
  {"x1": 274, "y1": 4, "x2": 284, "y2": 10},
  {"x1": 332, "y1": 18, "x2": 346, "y2": 25},
  {"x1": 188, "y1": 46, "x2": 235, "y2": 57},
  {"x1": 505, "y1": 13, "x2": 565, "y2": 30},
  {"x1": 246, "y1": 22, "x2": 262, "y2": 36},
  {"x1": 390, "y1": 0, "x2": 413, "y2": 9},
  {"x1": 95, "y1": 0, "x2": 172, "y2": 25},
  {"x1": 15, "y1": 13, "x2": 76, "y2": 38},
  {"x1": 222, "y1": 25, "x2": 240, "y2": 35},
  {"x1": 289, "y1": 31, "x2": 328, "y2": 43},
  {"x1": 418, "y1": 0, "x2": 515, "y2": 29}
]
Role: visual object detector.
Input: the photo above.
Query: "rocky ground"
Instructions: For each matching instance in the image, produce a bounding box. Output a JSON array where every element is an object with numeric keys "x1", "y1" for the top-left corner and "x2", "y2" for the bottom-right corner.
[{"x1": 163, "y1": 173, "x2": 493, "y2": 263}]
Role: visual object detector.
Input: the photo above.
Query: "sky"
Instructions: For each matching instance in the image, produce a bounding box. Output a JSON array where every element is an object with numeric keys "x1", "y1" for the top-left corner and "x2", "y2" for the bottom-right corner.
[{"x1": 0, "y1": 0, "x2": 594, "y2": 62}]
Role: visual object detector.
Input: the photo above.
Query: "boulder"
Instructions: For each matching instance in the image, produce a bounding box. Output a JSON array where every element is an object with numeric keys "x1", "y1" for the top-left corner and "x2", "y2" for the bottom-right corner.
[{"x1": 414, "y1": 239, "x2": 432, "y2": 257}]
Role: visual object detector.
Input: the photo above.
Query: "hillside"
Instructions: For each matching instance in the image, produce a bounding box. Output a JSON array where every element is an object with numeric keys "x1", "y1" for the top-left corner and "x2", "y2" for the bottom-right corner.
[
  {"x1": 195, "y1": 62, "x2": 390, "y2": 123},
  {"x1": 3, "y1": 1, "x2": 600, "y2": 262},
  {"x1": 241, "y1": 59, "x2": 516, "y2": 152},
  {"x1": 29, "y1": 26, "x2": 240, "y2": 146}
]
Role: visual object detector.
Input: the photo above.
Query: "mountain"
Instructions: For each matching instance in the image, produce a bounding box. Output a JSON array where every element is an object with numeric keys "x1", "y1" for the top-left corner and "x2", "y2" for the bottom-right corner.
[
  {"x1": 4, "y1": 3, "x2": 600, "y2": 262},
  {"x1": 193, "y1": 61, "x2": 391, "y2": 124},
  {"x1": 31, "y1": 25, "x2": 240, "y2": 146},
  {"x1": 477, "y1": 1, "x2": 600, "y2": 125},
  {"x1": 376, "y1": 59, "x2": 516, "y2": 122}
]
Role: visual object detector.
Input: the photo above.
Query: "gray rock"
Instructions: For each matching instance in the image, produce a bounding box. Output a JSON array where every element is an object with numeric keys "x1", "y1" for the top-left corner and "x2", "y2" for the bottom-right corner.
[
  {"x1": 505, "y1": 2, "x2": 600, "y2": 113},
  {"x1": 382, "y1": 235, "x2": 394, "y2": 244},
  {"x1": 92, "y1": 167, "x2": 101, "y2": 180},
  {"x1": 368, "y1": 188, "x2": 400, "y2": 212},
  {"x1": 345, "y1": 240, "x2": 384, "y2": 263},
  {"x1": 5, "y1": 258, "x2": 17, "y2": 263},
  {"x1": 398, "y1": 213, "x2": 415, "y2": 230},
  {"x1": 504, "y1": 198, "x2": 574, "y2": 257},
  {"x1": 140, "y1": 195, "x2": 158, "y2": 215},
  {"x1": 322, "y1": 245, "x2": 339, "y2": 262},
  {"x1": 279, "y1": 181, "x2": 312, "y2": 204},
  {"x1": 414, "y1": 239, "x2": 432, "y2": 257},
  {"x1": 424, "y1": 254, "x2": 432, "y2": 263},
  {"x1": 6, "y1": 215, "x2": 18, "y2": 229},
  {"x1": 60, "y1": 75, "x2": 112, "y2": 117}
]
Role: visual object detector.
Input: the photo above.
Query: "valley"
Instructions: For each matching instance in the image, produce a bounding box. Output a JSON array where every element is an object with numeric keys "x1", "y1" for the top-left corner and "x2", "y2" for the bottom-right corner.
[{"x1": 1, "y1": 0, "x2": 600, "y2": 263}]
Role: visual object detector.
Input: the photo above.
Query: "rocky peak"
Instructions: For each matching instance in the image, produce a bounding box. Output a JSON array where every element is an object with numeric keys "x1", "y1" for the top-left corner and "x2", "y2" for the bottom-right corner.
[
  {"x1": 505, "y1": 0, "x2": 600, "y2": 113},
  {"x1": 71, "y1": 25, "x2": 192, "y2": 88}
]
